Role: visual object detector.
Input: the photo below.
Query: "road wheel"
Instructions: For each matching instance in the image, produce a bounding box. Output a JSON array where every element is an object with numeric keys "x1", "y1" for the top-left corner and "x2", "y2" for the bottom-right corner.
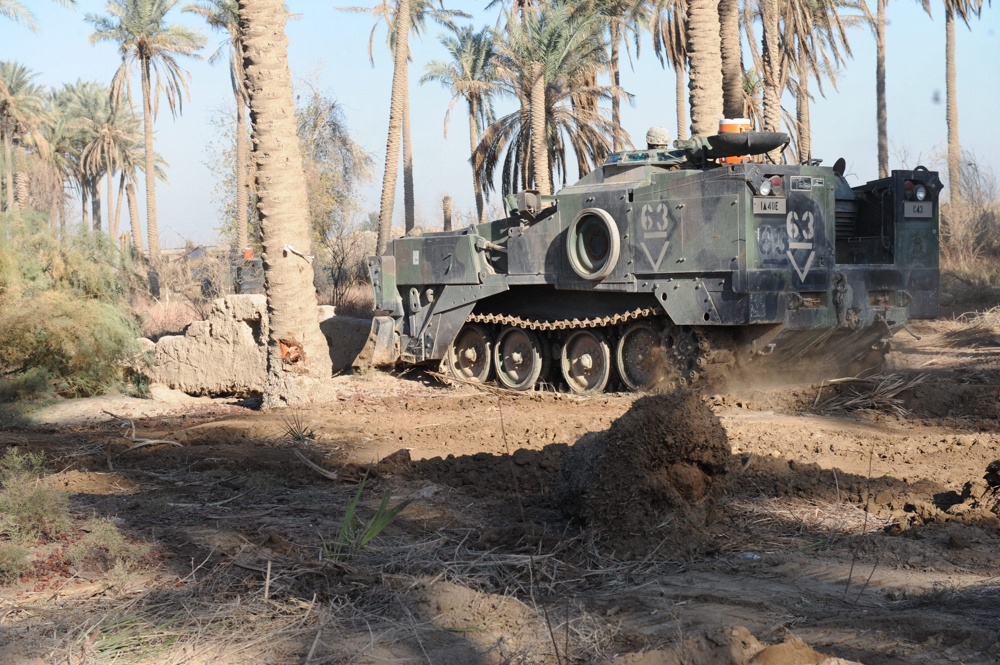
[
  {"x1": 444, "y1": 323, "x2": 493, "y2": 383},
  {"x1": 494, "y1": 327, "x2": 544, "y2": 391},
  {"x1": 561, "y1": 329, "x2": 612, "y2": 393}
]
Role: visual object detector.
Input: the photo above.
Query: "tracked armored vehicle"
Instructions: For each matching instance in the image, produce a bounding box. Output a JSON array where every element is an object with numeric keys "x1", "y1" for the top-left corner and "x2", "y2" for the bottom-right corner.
[{"x1": 366, "y1": 131, "x2": 941, "y2": 393}]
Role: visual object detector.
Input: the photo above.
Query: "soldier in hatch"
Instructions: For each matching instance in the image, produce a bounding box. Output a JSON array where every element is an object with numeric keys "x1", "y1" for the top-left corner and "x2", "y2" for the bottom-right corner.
[{"x1": 646, "y1": 126, "x2": 671, "y2": 150}]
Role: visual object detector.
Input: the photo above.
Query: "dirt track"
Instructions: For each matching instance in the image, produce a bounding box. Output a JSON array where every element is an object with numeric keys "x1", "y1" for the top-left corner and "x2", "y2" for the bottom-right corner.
[{"x1": 2, "y1": 317, "x2": 1000, "y2": 664}]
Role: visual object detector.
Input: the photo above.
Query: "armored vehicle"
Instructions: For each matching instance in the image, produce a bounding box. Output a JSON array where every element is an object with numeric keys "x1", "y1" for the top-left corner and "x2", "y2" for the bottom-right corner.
[{"x1": 366, "y1": 130, "x2": 941, "y2": 393}]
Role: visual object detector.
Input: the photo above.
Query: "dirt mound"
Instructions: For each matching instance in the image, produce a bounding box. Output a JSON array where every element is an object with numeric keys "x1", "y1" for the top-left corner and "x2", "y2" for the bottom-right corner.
[{"x1": 557, "y1": 392, "x2": 731, "y2": 554}]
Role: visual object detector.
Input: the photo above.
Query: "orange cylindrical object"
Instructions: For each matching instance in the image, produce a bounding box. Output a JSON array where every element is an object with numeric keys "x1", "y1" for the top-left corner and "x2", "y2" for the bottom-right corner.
[{"x1": 719, "y1": 118, "x2": 752, "y2": 164}]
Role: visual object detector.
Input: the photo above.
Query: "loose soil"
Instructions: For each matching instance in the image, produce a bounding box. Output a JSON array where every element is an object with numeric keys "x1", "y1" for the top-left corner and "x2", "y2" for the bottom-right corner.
[{"x1": 2, "y1": 317, "x2": 1000, "y2": 664}]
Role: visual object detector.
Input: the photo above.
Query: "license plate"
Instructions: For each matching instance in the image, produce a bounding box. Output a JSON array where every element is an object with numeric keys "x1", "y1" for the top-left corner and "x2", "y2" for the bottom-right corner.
[
  {"x1": 753, "y1": 197, "x2": 786, "y2": 215},
  {"x1": 904, "y1": 202, "x2": 933, "y2": 218}
]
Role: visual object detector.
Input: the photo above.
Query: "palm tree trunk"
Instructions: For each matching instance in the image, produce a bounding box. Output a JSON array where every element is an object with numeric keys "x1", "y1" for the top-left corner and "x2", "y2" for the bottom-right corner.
[
  {"x1": 945, "y1": 3, "x2": 961, "y2": 204},
  {"x1": 610, "y1": 19, "x2": 622, "y2": 152},
  {"x1": 58, "y1": 193, "x2": 66, "y2": 245},
  {"x1": 875, "y1": 0, "x2": 888, "y2": 178},
  {"x1": 91, "y1": 181, "x2": 102, "y2": 232},
  {"x1": 375, "y1": 0, "x2": 411, "y2": 255},
  {"x1": 529, "y1": 61, "x2": 550, "y2": 195},
  {"x1": 796, "y1": 42, "x2": 811, "y2": 164},
  {"x1": 761, "y1": 0, "x2": 782, "y2": 159},
  {"x1": 15, "y1": 167, "x2": 28, "y2": 210},
  {"x1": 80, "y1": 178, "x2": 90, "y2": 230},
  {"x1": 442, "y1": 195, "x2": 452, "y2": 231},
  {"x1": 239, "y1": 0, "x2": 333, "y2": 407},
  {"x1": 126, "y1": 180, "x2": 143, "y2": 254},
  {"x1": 235, "y1": 85, "x2": 250, "y2": 251},
  {"x1": 107, "y1": 163, "x2": 118, "y2": 240},
  {"x1": 469, "y1": 98, "x2": 485, "y2": 224},
  {"x1": 403, "y1": 85, "x2": 415, "y2": 234},
  {"x1": 141, "y1": 56, "x2": 159, "y2": 260},
  {"x1": 3, "y1": 132, "x2": 14, "y2": 212},
  {"x1": 114, "y1": 171, "x2": 126, "y2": 237},
  {"x1": 675, "y1": 60, "x2": 688, "y2": 140},
  {"x1": 686, "y1": 0, "x2": 724, "y2": 137},
  {"x1": 49, "y1": 180, "x2": 60, "y2": 233},
  {"x1": 719, "y1": 0, "x2": 743, "y2": 120}
]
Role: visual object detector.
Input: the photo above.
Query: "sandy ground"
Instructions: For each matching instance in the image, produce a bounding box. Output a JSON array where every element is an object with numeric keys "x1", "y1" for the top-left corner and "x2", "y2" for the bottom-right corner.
[{"x1": 2, "y1": 317, "x2": 1000, "y2": 664}]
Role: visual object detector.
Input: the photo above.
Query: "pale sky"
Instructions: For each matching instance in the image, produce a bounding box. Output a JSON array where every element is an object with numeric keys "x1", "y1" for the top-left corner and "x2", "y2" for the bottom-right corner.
[{"x1": 4, "y1": 1, "x2": 998, "y2": 248}]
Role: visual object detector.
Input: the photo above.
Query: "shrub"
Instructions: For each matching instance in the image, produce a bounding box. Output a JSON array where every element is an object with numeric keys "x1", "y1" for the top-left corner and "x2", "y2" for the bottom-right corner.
[
  {"x1": 0, "y1": 216, "x2": 142, "y2": 400},
  {"x1": 0, "y1": 290, "x2": 140, "y2": 398},
  {"x1": 0, "y1": 542, "x2": 31, "y2": 583},
  {"x1": 0, "y1": 474, "x2": 70, "y2": 540},
  {"x1": 67, "y1": 517, "x2": 151, "y2": 575},
  {"x1": 0, "y1": 447, "x2": 46, "y2": 480}
]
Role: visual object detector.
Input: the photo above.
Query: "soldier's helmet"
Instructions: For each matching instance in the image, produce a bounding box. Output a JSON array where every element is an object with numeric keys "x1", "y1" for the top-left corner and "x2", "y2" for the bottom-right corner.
[{"x1": 645, "y1": 126, "x2": 671, "y2": 149}]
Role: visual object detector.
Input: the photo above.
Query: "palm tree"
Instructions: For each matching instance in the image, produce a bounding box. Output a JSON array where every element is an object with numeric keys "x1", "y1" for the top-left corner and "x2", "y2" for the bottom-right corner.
[
  {"x1": 760, "y1": 0, "x2": 782, "y2": 145},
  {"x1": 475, "y1": 5, "x2": 621, "y2": 199},
  {"x1": 238, "y1": 0, "x2": 332, "y2": 407},
  {"x1": 38, "y1": 98, "x2": 75, "y2": 235},
  {"x1": 649, "y1": 0, "x2": 689, "y2": 140},
  {"x1": 590, "y1": 0, "x2": 648, "y2": 152},
  {"x1": 376, "y1": 0, "x2": 410, "y2": 252},
  {"x1": 785, "y1": 0, "x2": 862, "y2": 163},
  {"x1": 52, "y1": 81, "x2": 101, "y2": 230},
  {"x1": 421, "y1": 25, "x2": 497, "y2": 224},
  {"x1": 0, "y1": 0, "x2": 76, "y2": 32},
  {"x1": 86, "y1": 0, "x2": 205, "y2": 261},
  {"x1": 341, "y1": 0, "x2": 467, "y2": 247},
  {"x1": 719, "y1": 0, "x2": 743, "y2": 120},
  {"x1": 81, "y1": 103, "x2": 142, "y2": 241},
  {"x1": 685, "y1": 0, "x2": 724, "y2": 137},
  {"x1": 873, "y1": 0, "x2": 931, "y2": 177},
  {"x1": 0, "y1": 61, "x2": 50, "y2": 214},
  {"x1": 183, "y1": 0, "x2": 251, "y2": 251},
  {"x1": 938, "y1": 0, "x2": 988, "y2": 204}
]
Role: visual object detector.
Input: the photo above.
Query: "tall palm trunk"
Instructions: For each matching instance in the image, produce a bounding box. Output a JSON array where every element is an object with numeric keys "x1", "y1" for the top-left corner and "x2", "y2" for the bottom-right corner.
[
  {"x1": 796, "y1": 42, "x2": 811, "y2": 164},
  {"x1": 686, "y1": 0, "x2": 724, "y2": 136},
  {"x1": 3, "y1": 132, "x2": 14, "y2": 212},
  {"x1": 15, "y1": 166, "x2": 28, "y2": 210},
  {"x1": 529, "y1": 60, "x2": 550, "y2": 195},
  {"x1": 875, "y1": 0, "x2": 888, "y2": 178},
  {"x1": 719, "y1": 0, "x2": 743, "y2": 120},
  {"x1": 945, "y1": 3, "x2": 961, "y2": 204},
  {"x1": 80, "y1": 179, "x2": 90, "y2": 229},
  {"x1": 114, "y1": 171, "x2": 126, "y2": 237},
  {"x1": 107, "y1": 163, "x2": 118, "y2": 240},
  {"x1": 126, "y1": 180, "x2": 143, "y2": 254},
  {"x1": 469, "y1": 97, "x2": 485, "y2": 224},
  {"x1": 761, "y1": 0, "x2": 782, "y2": 159},
  {"x1": 675, "y1": 60, "x2": 687, "y2": 140},
  {"x1": 91, "y1": 180, "x2": 102, "y2": 231},
  {"x1": 58, "y1": 193, "x2": 66, "y2": 244},
  {"x1": 141, "y1": 56, "x2": 159, "y2": 260},
  {"x1": 49, "y1": 180, "x2": 60, "y2": 233},
  {"x1": 239, "y1": 0, "x2": 333, "y2": 407},
  {"x1": 375, "y1": 0, "x2": 411, "y2": 255},
  {"x1": 235, "y1": 85, "x2": 249, "y2": 251},
  {"x1": 610, "y1": 19, "x2": 622, "y2": 152},
  {"x1": 403, "y1": 88, "x2": 415, "y2": 234}
]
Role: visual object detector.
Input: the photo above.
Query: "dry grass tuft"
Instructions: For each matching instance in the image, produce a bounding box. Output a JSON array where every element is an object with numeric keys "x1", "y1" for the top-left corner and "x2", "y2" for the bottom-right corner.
[
  {"x1": 0, "y1": 449, "x2": 70, "y2": 541},
  {"x1": 132, "y1": 294, "x2": 203, "y2": 340},
  {"x1": 67, "y1": 517, "x2": 153, "y2": 586},
  {"x1": 54, "y1": 582, "x2": 323, "y2": 664},
  {"x1": 814, "y1": 373, "x2": 927, "y2": 416},
  {"x1": 723, "y1": 496, "x2": 895, "y2": 554}
]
